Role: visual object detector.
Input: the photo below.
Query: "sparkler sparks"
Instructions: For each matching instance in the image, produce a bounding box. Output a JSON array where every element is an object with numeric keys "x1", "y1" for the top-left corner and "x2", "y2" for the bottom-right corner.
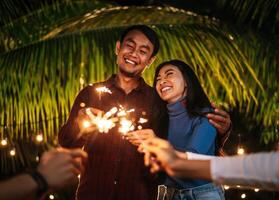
[
  {"x1": 83, "y1": 107, "x2": 118, "y2": 133},
  {"x1": 119, "y1": 118, "x2": 135, "y2": 135},
  {"x1": 96, "y1": 86, "x2": 112, "y2": 94},
  {"x1": 79, "y1": 105, "x2": 148, "y2": 137}
]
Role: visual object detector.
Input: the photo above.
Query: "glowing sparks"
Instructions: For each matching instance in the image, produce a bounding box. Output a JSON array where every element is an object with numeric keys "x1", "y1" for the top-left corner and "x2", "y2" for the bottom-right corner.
[
  {"x1": 82, "y1": 120, "x2": 91, "y2": 129},
  {"x1": 82, "y1": 107, "x2": 117, "y2": 133},
  {"x1": 95, "y1": 117, "x2": 116, "y2": 133},
  {"x1": 119, "y1": 118, "x2": 135, "y2": 135},
  {"x1": 80, "y1": 105, "x2": 148, "y2": 136},
  {"x1": 138, "y1": 118, "x2": 148, "y2": 124},
  {"x1": 96, "y1": 86, "x2": 112, "y2": 94}
]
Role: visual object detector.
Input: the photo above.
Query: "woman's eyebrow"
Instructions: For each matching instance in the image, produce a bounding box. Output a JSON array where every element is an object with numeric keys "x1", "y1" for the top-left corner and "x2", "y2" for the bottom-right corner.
[{"x1": 164, "y1": 69, "x2": 175, "y2": 74}]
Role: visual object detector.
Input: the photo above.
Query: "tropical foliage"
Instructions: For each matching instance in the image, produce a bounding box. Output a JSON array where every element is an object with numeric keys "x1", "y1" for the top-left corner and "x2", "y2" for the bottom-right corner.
[{"x1": 0, "y1": 0, "x2": 278, "y2": 177}]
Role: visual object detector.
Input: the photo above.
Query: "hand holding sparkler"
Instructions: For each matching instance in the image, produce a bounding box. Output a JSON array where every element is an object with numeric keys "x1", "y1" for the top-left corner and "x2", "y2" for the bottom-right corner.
[
  {"x1": 125, "y1": 129, "x2": 156, "y2": 147},
  {"x1": 77, "y1": 106, "x2": 120, "y2": 138},
  {"x1": 76, "y1": 107, "x2": 104, "y2": 138},
  {"x1": 139, "y1": 137, "x2": 187, "y2": 174}
]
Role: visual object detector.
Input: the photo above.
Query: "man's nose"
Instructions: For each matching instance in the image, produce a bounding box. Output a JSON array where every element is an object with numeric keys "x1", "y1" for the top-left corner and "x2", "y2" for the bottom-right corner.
[{"x1": 129, "y1": 49, "x2": 139, "y2": 57}]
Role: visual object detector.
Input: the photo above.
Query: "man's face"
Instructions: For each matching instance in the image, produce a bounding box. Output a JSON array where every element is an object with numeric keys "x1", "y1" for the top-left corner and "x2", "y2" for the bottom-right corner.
[{"x1": 116, "y1": 30, "x2": 156, "y2": 77}]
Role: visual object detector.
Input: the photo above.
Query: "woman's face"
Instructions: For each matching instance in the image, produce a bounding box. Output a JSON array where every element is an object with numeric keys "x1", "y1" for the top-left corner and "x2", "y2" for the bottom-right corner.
[{"x1": 155, "y1": 64, "x2": 187, "y2": 103}]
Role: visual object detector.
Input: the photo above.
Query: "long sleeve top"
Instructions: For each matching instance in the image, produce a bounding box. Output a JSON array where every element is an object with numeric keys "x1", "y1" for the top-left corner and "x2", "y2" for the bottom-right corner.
[
  {"x1": 58, "y1": 75, "x2": 158, "y2": 200},
  {"x1": 187, "y1": 151, "x2": 279, "y2": 190},
  {"x1": 165, "y1": 98, "x2": 217, "y2": 188}
]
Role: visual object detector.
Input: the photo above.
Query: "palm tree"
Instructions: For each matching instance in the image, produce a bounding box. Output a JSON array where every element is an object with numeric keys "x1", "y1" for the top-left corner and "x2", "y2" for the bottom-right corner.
[{"x1": 0, "y1": 0, "x2": 278, "y2": 184}]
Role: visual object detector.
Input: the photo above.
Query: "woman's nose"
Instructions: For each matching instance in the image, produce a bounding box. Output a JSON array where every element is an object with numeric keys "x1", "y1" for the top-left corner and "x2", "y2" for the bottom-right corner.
[{"x1": 159, "y1": 79, "x2": 167, "y2": 85}]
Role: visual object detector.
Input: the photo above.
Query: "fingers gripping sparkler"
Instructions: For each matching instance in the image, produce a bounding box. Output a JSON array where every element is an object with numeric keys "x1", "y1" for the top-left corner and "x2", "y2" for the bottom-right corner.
[{"x1": 77, "y1": 86, "x2": 148, "y2": 142}]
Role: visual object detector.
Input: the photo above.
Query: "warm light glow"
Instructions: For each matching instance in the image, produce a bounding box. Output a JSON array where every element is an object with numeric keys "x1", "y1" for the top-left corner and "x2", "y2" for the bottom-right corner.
[
  {"x1": 80, "y1": 102, "x2": 86, "y2": 107},
  {"x1": 96, "y1": 86, "x2": 112, "y2": 94},
  {"x1": 10, "y1": 148, "x2": 16, "y2": 156},
  {"x1": 119, "y1": 118, "x2": 134, "y2": 135},
  {"x1": 254, "y1": 188, "x2": 259, "y2": 192},
  {"x1": 1, "y1": 139, "x2": 8, "y2": 147},
  {"x1": 96, "y1": 117, "x2": 115, "y2": 133},
  {"x1": 49, "y1": 194, "x2": 55, "y2": 199},
  {"x1": 224, "y1": 185, "x2": 230, "y2": 190},
  {"x1": 78, "y1": 174, "x2": 81, "y2": 179},
  {"x1": 79, "y1": 77, "x2": 85, "y2": 85},
  {"x1": 236, "y1": 185, "x2": 241, "y2": 188},
  {"x1": 237, "y1": 147, "x2": 245, "y2": 155},
  {"x1": 35, "y1": 134, "x2": 43, "y2": 143},
  {"x1": 36, "y1": 156, "x2": 40, "y2": 162},
  {"x1": 241, "y1": 193, "x2": 246, "y2": 199},
  {"x1": 82, "y1": 120, "x2": 91, "y2": 129},
  {"x1": 104, "y1": 107, "x2": 118, "y2": 118},
  {"x1": 138, "y1": 118, "x2": 148, "y2": 124},
  {"x1": 80, "y1": 105, "x2": 148, "y2": 137}
]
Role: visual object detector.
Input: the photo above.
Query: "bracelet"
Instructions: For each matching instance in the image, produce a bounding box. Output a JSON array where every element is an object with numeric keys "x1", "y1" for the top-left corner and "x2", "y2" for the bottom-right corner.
[{"x1": 28, "y1": 170, "x2": 49, "y2": 197}]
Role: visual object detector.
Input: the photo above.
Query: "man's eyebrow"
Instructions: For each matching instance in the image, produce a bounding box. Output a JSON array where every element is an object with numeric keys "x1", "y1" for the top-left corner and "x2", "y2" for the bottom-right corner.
[
  {"x1": 125, "y1": 38, "x2": 151, "y2": 51},
  {"x1": 125, "y1": 38, "x2": 136, "y2": 45}
]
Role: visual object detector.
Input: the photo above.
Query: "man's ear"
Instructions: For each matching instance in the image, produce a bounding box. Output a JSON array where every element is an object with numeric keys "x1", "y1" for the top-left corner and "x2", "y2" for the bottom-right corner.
[
  {"x1": 115, "y1": 41, "x2": 121, "y2": 55},
  {"x1": 147, "y1": 56, "x2": 157, "y2": 68}
]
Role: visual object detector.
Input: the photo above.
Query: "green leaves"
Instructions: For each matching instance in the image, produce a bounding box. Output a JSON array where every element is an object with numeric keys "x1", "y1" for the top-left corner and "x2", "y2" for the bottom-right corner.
[{"x1": 0, "y1": 1, "x2": 278, "y2": 176}]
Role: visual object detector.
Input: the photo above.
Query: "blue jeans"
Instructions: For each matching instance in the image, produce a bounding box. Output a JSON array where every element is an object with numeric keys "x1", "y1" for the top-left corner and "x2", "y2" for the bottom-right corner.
[{"x1": 157, "y1": 183, "x2": 225, "y2": 200}]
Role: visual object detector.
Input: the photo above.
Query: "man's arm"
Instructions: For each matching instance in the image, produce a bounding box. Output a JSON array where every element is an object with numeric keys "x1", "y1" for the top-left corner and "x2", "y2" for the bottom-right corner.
[
  {"x1": 58, "y1": 86, "x2": 93, "y2": 148},
  {"x1": 206, "y1": 103, "x2": 231, "y2": 153},
  {"x1": 0, "y1": 174, "x2": 38, "y2": 200},
  {"x1": 0, "y1": 148, "x2": 87, "y2": 200}
]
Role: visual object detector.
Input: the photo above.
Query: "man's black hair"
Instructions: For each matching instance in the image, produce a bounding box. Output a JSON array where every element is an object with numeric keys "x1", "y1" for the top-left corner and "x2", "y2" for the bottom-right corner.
[{"x1": 120, "y1": 25, "x2": 160, "y2": 57}]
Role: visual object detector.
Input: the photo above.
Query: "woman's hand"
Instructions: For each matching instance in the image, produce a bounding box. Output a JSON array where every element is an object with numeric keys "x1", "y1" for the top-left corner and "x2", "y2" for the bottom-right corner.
[
  {"x1": 125, "y1": 129, "x2": 156, "y2": 147},
  {"x1": 140, "y1": 137, "x2": 186, "y2": 174}
]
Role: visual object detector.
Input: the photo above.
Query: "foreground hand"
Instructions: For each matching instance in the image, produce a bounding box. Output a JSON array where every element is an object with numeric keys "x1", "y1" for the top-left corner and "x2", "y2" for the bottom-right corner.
[
  {"x1": 141, "y1": 137, "x2": 185, "y2": 174},
  {"x1": 37, "y1": 148, "x2": 88, "y2": 190},
  {"x1": 125, "y1": 129, "x2": 156, "y2": 146},
  {"x1": 207, "y1": 102, "x2": 231, "y2": 135}
]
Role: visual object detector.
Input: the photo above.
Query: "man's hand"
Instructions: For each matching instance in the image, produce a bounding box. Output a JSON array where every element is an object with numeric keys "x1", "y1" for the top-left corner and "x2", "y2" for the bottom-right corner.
[
  {"x1": 76, "y1": 107, "x2": 104, "y2": 138},
  {"x1": 207, "y1": 102, "x2": 231, "y2": 135},
  {"x1": 37, "y1": 148, "x2": 88, "y2": 190}
]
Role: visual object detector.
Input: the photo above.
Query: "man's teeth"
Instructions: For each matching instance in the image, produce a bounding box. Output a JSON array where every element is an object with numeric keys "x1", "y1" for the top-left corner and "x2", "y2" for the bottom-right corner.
[
  {"x1": 125, "y1": 59, "x2": 136, "y2": 65},
  {"x1": 161, "y1": 87, "x2": 171, "y2": 92}
]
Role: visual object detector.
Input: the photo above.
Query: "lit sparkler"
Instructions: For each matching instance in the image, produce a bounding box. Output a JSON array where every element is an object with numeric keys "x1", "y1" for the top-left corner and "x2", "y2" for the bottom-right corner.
[
  {"x1": 95, "y1": 86, "x2": 112, "y2": 94},
  {"x1": 78, "y1": 104, "x2": 148, "y2": 139}
]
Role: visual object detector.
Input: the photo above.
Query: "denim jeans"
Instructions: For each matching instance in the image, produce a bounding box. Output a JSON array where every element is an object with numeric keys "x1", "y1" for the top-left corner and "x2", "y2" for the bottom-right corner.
[{"x1": 157, "y1": 183, "x2": 225, "y2": 200}]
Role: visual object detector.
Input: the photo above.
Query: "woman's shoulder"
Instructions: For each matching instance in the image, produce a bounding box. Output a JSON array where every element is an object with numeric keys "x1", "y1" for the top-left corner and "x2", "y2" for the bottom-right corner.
[{"x1": 192, "y1": 114, "x2": 216, "y2": 134}]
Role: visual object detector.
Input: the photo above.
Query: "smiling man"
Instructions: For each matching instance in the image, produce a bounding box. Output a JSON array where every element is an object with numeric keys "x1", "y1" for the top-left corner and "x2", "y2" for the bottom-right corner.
[
  {"x1": 58, "y1": 25, "x2": 231, "y2": 200},
  {"x1": 59, "y1": 25, "x2": 161, "y2": 200}
]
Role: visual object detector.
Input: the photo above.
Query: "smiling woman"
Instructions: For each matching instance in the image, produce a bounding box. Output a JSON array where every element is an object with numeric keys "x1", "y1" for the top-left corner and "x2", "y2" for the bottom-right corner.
[
  {"x1": 147, "y1": 59, "x2": 225, "y2": 200},
  {"x1": 155, "y1": 64, "x2": 187, "y2": 103}
]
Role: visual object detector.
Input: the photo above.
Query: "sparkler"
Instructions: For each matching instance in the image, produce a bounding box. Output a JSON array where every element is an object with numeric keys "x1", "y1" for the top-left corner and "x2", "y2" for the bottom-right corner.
[
  {"x1": 95, "y1": 86, "x2": 112, "y2": 94},
  {"x1": 77, "y1": 85, "x2": 148, "y2": 142},
  {"x1": 79, "y1": 105, "x2": 148, "y2": 137}
]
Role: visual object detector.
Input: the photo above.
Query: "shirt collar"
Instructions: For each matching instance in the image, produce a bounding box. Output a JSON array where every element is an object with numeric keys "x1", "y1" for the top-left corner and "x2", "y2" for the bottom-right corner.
[{"x1": 105, "y1": 74, "x2": 147, "y2": 92}]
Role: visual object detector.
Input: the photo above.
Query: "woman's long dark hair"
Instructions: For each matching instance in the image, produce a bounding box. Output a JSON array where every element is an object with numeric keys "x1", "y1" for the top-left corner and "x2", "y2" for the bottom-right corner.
[
  {"x1": 153, "y1": 59, "x2": 212, "y2": 117},
  {"x1": 151, "y1": 59, "x2": 223, "y2": 155}
]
